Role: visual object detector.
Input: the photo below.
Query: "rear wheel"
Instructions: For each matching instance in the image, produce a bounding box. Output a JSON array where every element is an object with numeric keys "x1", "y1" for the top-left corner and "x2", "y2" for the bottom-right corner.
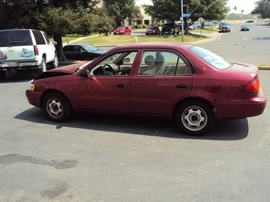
[
  {"x1": 37, "y1": 57, "x2": 47, "y2": 75},
  {"x1": 175, "y1": 100, "x2": 215, "y2": 135},
  {"x1": 49, "y1": 55, "x2": 58, "y2": 69},
  {"x1": 43, "y1": 92, "x2": 71, "y2": 122}
]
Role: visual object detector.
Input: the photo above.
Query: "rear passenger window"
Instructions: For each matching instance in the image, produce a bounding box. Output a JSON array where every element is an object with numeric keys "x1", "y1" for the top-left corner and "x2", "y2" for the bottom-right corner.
[
  {"x1": 138, "y1": 51, "x2": 191, "y2": 76},
  {"x1": 42, "y1": 32, "x2": 50, "y2": 44},
  {"x1": 33, "y1": 30, "x2": 46, "y2": 45}
]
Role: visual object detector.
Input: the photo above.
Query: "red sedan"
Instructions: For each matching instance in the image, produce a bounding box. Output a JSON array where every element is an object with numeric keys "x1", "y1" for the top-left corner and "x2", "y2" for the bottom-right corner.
[
  {"x1": 113, "y1": 26, "x2": 131, "y2": 35},
  {"x1": 26, "y1": 43, "x2": 267, "y2": 135},
  {"x1": 145, "y1": 26, "x2": 160, "y2": 35}
]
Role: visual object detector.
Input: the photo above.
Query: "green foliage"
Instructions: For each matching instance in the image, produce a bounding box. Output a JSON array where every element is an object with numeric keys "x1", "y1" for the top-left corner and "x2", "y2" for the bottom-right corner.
[
  {"x1": 226, "y1": 13, "x2": 256, "y2": 20},
  {"x1": 252, "y1": 0, "x2": 270, "y2": 18},
  {"x1": 105, "y1": 0, "x2": 140, "y2": 26},
  {"x1": 0, "y1": 0, "x2": 114, "y2": 60},
  {"x1": 147, "y1": 0, "x2": 229, "y2": 22}
]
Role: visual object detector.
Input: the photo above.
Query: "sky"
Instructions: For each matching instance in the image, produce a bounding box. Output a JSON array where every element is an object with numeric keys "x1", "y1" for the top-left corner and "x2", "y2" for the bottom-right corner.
[{"x1": 135, "y1": 0, "x2": 257, "y2": 14}]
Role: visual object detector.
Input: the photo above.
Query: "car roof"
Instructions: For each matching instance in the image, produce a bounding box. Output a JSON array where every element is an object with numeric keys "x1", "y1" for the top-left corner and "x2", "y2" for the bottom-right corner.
[
  {"x1": 109, "y1": 42, "x2": 193, "y2": 51},
  {"x1": 65, "y1": 43, "x2": 92, "y2": 46},
  {"x1": 0, "y1": 28, "x2": 41, "y2": 32}
]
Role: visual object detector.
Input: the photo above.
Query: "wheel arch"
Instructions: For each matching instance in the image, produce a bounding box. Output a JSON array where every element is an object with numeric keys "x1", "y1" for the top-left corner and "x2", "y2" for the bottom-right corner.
[
  {"x1": 172, "y1": 97, "x2": 215, "y2": 119},
  {"x1": 40, "y1": 89, "x2": 72, "y2": 111}
]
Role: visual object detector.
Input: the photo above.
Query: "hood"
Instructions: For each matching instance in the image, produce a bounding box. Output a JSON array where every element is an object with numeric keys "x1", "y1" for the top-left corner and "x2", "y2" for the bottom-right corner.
[
  {"x1": 49, "y1": 62, "x2": 88, "y2": 73},
  {"x1": 35, "y1": 62, "x2": 89, "y2": 80}
]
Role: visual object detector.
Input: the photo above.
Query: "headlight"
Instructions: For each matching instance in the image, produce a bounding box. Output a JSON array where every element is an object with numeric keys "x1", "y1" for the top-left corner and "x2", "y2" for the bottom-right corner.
[{"x1": 27, "y1": 80, "x2": 35, "y2": 91}]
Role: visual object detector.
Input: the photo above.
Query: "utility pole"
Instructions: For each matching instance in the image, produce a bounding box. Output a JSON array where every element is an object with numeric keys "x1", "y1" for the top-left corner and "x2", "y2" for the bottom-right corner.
[{"x1": 181, "y1": 0, "x2": 184, "y2": 42}]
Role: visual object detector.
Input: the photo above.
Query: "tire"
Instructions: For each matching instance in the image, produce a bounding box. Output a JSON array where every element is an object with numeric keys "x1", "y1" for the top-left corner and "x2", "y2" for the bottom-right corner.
[
  {"x1": 49, "y1": 55, "x2": 58, "y2": 69},
  {"x1": 0, "y1": 71, "x2": 6, "y2": 80},
  {"x1": 175, "y1": 100, "x2": 215, "y2": 135},
  {"x1": 43, "y1": 92, "x2": 71, "y2": 122},
  {"x1": 37, "y1": 57, "x2": 47, "y2": 75}
]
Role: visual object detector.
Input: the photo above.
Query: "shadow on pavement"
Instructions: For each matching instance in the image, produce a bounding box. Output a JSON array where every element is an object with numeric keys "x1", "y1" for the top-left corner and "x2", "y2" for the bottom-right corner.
[{"x1": 15, "y1": 107, "x2": 249, "y2": 141}]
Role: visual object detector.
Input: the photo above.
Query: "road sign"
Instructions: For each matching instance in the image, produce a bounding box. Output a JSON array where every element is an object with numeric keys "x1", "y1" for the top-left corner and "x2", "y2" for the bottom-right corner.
[
  {"x1": 198, "y1": 17, "x2": 204, "y2": 25},
  {"x1": 183, "y1": 13, "x2": 191, "y2": 17}
]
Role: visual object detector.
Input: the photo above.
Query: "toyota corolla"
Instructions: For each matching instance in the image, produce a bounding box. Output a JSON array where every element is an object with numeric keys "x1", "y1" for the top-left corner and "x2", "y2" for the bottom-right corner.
[{"x1": 26, "y1": 43, "x2": 267, "y2": 135}]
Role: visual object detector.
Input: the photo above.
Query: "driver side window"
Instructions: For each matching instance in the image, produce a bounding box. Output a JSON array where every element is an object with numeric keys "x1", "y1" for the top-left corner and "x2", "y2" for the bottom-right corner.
[{"x1": 89, "y1": 51, "x2": 137, "y2": 76}]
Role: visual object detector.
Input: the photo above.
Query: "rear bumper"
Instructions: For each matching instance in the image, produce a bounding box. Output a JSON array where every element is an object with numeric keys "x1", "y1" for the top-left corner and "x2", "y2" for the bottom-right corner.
[
  {"x1": 216, "y1": 88, "x2": 267, "y2": 119},
  {"x1": 0, "y1": 60, "x2": 39, "y2": 71}
]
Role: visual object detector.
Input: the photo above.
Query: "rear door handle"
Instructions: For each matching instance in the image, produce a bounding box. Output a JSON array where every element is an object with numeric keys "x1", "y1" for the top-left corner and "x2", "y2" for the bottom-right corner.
[
  {"x1": 176, "y1": 84, "x2": 188, "y2": 88},
  {"x1": 116, "y1": 83, "x2": 128, "y2": 88}
]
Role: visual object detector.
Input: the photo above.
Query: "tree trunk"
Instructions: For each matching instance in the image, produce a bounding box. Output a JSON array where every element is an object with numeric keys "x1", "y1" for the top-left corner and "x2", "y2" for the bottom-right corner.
[
  {"x1": 53, "y1": 34, "x2": 66, "y2": 61},
  {"x1": 184, "y1": 19, "x2": 189, "y2": 34}
]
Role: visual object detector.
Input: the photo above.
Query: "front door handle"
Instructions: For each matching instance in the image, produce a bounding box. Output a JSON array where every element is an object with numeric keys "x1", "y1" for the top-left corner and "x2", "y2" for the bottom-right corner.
[
  {"x1": 116, "y1": 83, "x2": 128, "y2": 88},
  {"x1": 176, "y1": 84, "x2": 188, "y2": 88}
]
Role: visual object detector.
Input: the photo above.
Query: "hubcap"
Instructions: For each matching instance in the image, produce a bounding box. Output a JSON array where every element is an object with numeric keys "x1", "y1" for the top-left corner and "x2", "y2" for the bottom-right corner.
[
  {"x1": 47, "y1": 98, "x2": 64, "y2": 119},
  {"x1": 181, "y1": 106, "x2": 208, "y2": 131}
]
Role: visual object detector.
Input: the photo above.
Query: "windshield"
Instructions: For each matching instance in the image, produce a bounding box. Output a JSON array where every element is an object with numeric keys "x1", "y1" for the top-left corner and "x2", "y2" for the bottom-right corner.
[
  {"x1": 116, "y1": 27, "x2": 125, "y2": 30},
  {"x1": 0, "y1": 30, "x2": 33, "y2": 47},
  {"x1": 189, "y1": 46, "x2": 230, "y2": 69},
  {"x1": 81, "y1": 44, "x2": 97, "y2": 52}
]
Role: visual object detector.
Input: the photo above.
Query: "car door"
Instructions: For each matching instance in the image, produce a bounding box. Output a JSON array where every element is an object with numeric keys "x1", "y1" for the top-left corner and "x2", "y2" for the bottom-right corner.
[
  {"x1": 130, "y1": 49, "x2": 193, "y2": 117},
  {"x1": 73, "y1": 50, "x2": 139, "y2": 113}
]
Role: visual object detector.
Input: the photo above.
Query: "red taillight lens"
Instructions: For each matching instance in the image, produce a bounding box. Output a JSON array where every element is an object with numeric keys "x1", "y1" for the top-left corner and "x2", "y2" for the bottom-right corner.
[
  {"x1": 247, "y1": 79, "x2": 260, "y2": 91},
  {"x1": 34, "y1": 45, "x2": 39, "y2": 55}
]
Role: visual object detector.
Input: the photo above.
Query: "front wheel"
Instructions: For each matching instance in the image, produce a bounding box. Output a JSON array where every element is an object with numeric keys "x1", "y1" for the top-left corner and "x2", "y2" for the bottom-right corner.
[
  {"x1": 43, "y1": 92, "x2": 71, "y2": 122},
  {"x1": 175, "y1": 100, "x2": 215, "y2": 135}
]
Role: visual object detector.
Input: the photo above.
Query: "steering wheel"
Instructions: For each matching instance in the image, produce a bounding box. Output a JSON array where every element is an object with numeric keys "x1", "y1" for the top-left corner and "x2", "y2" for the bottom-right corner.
[{"x1": 102, "y1": 64, "x2": 115, "y2": 75}]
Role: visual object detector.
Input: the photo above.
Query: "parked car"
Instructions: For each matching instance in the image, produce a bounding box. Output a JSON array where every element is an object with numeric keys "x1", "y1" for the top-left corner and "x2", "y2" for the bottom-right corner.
[
  {"x1": 26, "y1": 43, "x2": 266, "y2": 135},
  {"x1": 203, "y1": 21, "x2": 213, "y2": 26},
  {"x1": 189, "y1": 23, "x2": 199, "y2": 30},
  {"x1": 219, "y1": 23, "x2": 231, "y2": 32},
  {"x1": 0, "y1": 29, "x2": 58, "y2": 79},
  {"x1": 246, "y1": 20, "x2": 255, "y2": 23},
  {"x1": 145, "y1": 26, "x2": 160, "y2": 35},
  {"x1": 63, "y1": 43, "x2": 105, "y2": 60},
  {"x1": 161, "y1": 23, "x2": 180, "y2": 35},
  {"x1": 113, "y1": 26, "x2": 131, "y2": 35},
  {"x1": 241, "y1": 24, "x2": 250, "y2": 31}
]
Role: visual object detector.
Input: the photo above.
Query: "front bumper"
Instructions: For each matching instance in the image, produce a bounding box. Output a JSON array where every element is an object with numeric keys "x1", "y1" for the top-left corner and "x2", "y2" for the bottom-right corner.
[{"x1": 26, "y1": 90, "x2": 43, "y2": 108}]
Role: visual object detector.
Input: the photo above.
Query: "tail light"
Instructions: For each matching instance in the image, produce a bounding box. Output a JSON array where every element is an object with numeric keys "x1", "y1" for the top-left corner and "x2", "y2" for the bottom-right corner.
[
  {"x1": 34, "y1": 45, "x2": 39, "y2": 55},
  {"x1": 247, "y1": 79, "x2": 260, "y2": 91}
]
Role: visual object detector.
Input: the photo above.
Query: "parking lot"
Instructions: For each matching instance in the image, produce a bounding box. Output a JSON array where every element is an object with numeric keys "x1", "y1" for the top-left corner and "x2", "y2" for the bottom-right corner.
[{"x1": 0, "y1": 68, "x2": 269, "y2": 201}]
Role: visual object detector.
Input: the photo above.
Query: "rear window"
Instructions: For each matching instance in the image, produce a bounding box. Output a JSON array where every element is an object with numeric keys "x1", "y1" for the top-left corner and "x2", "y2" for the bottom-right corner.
[
  {"x1": 189, "y1": 46, "x2": 230, "y2": 70},
  {"x1": 0, "y1": 30, "x2": 33, "y2": 47}
]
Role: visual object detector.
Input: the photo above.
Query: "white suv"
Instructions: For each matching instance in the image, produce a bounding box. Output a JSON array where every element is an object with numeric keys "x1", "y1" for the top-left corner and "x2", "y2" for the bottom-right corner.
[{"x1": 0, "y1": 29, "x2": 58, "y2": 79}]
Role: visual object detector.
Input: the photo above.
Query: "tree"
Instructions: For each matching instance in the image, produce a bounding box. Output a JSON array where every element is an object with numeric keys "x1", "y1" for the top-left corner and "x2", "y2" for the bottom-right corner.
[
  {"x1": 146, "y1": 0, "x2": 229, "y2": 33},
  {"x1": 252, "y1": 0, "x2": 270, "y2": 18},
  {"x1": 0, "y1": 0, "x2": 112, "y2": 61},
  {"x1": 105, "y1": 0, "x2": 140, "y2": 27}
]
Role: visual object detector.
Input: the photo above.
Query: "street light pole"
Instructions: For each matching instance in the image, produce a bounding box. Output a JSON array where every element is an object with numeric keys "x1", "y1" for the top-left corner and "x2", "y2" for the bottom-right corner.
[{"x1": 181, "y1": 0, "x2": 184, "y2": 42}]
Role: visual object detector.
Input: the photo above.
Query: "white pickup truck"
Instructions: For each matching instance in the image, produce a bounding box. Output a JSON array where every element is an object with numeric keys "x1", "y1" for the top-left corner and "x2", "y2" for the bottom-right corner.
[{"x1": 0, "y1": 29, "x2": 58, "y2": 79}]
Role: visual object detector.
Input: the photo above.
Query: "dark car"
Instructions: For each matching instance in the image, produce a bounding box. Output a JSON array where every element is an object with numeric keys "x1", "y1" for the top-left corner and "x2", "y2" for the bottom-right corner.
[
  {"x1": 219, "y1": 23, "x2": 231, "y2": 32},
  {"x1": 145, "y1": 26, "x2": 160, "y2": 35},
  {"x1": 241, "y1": 24, "x2": 250, "y2": 31},
  {"x1": 63, "y1": 43, "x2": 105, "y2": 60},
  {"x1": 26, "y1": 43, "x2": 266, "y2": 135},
  {"x1": 113, "y1": 26, "x2": 132, "y2": 35},
  {"x1": 246, "y1": 20, "x2": 255, "y2": 23},
  {"x1": 161, "y1": 23, "x2": 180, "y2": 35}
]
